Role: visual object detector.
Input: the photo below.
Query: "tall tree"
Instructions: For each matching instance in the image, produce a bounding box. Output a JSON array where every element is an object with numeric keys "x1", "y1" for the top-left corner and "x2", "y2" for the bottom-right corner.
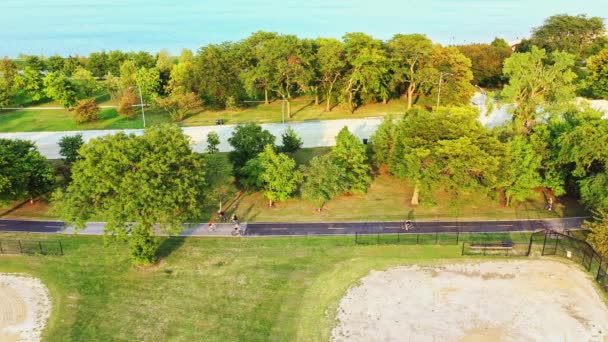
[
  {"x1": 316, "y1": 38, "x2": 346, "y2": 111},
  {"x1": 456, "y1": 43, "x2": 512, "y2": 87},
  {"x1": 119, "y1": 60, "x2": 138, "y2": 90},
  {"x1": 428, "y1": 46, "x2": 476, "y2": 106},
  {"x1": 241, "y1": 145, "x2": 301, "y2": 206},
  {"x1": 501, "y1": 47, "x2": 577, "y2": 134},
  {"x1": 86, "y1": 51, "x2": 108, "y2": 77},
  {"x1": 193, "y1": 42, "x2": 244, "y2": 107},
  {"x1": 370, "y1": 116, "x2": 397, "y2": 167},
  {"x1": 387, "y1": 34, "x2": 436, "y2": 109},
  {"x1": 390, "y1": 107, "x2": 503, "y2": 205},
  {"x1": 54, "y1": 124, "x2": 208, "y2": 264},
  {"x1": 531, "y1": 14, "x2": 606, "y2": 59},
  {"x1": 300, "y1": 155, "x2": 345, "y2": 211},
  {"x1": 241, "y1": 31, "x2": 280, "y2": 104},
  {"x1": 330, "y1": 126, "x2": 371, "y2": 194},
  {"x1": 585, "y1": 47, "x2": 608, "y2": 99},
  {"x1": 228, "y1": 123, "x2": 276, "y2": 170},
  {"x1": 0, "y1": 58, "x2": 19, "y2": 106},
  {"x1": 43, "y1": 71, "x2": 78, "y2": 109},
  {"x1": 342, "y1": 33, "x2": 390, "y2": 113},
  {"x1": 58, "y1": 134, "x2": 84, "y2": 165},
  {"x1": 106, "y1": 50, "x2": 127, "y2": 76},
  {"x1": 134, "y1": 67, "x2": 161, "y2": 101},
  {"x1": 0, "y1": 139, "x2": 55, "y2": 203},
  {"x1": 21, "y1": 66, "x2": 45, "y2": 101},
  {"x1": 46, "y1": 55, "x2": 65, "y2": 72},
  {"x1": 72, "y1": 66, "x2": 98, "y2": 97}
]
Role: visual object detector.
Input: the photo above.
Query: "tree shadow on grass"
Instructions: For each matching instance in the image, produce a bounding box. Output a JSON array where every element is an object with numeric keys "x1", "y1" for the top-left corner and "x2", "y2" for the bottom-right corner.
[{"x1": 156, "y1": 236, "x2": 186, "y2": 260}]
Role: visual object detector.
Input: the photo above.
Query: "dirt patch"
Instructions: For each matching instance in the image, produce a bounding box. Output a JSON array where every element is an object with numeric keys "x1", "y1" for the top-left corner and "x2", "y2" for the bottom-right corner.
[
  {"x1": 0, "y1": 274, "x2": 51, "y2": 342},
  {"x1": 332, "y1": 260, "x2": 608, "y2": 342}
]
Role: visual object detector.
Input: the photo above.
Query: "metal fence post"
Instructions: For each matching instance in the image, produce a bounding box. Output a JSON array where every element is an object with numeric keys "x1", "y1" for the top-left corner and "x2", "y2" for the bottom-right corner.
[
  {"x1": 526, "y1": 233, "x2": 534, "y2": 256},
  {"x1": 377, "y1": 233, "x2": 380, "y2": 244},
  {"x1": 0, "y1": 241, "x2": 3, "y2": 254},
  {"x1": 435, "y1": 231, "x2": 438, "y2": 244},
  {"x1": 397, "y1": 232, "x2": 400, "y2": 243},
  {"x1": 416, "y1": 233, "x2": 419, "y2": 244},
  {"x1": 541, "y1": 230, "x2": 548, "y2": 255},
  {"x1": 18, "y1": 240, "x2": 23, "y2": 253},
  {"x1": 461, "y1": 242, "x2": 465, "y2": 256},
  {"x1": 355, "y1": 232, "x2": 358, "y2": 244},
  {"x1": 554, "y1": 233, "x2": 560, "y2": 254},
  {"x1": 456, "y1": 231, "x2": 459, "y2": 245},
  {"x1": 38, "y1": 241, "x2": 43, "y2": 254},
  {"x1": 59, "y1": 241, "x2": 63, "y2": 256}
]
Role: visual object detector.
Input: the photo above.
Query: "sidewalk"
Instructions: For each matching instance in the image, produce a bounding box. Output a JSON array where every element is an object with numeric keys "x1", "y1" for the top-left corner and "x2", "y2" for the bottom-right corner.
[{"x1": 60, "y1": 222, "x2": 247, "y2": 237}]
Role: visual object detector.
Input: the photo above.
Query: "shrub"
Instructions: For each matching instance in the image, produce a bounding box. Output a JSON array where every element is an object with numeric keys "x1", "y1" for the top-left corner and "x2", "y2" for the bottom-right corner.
[{"x1": 73, "y1": 99, "x2": 100, "y2": 123}]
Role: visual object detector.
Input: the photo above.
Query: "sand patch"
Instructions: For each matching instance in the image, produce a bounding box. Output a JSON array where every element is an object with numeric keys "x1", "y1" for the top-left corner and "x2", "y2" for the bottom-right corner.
[
  {"x1": 0, "y1": 274, "x2": 51, "y2": 342},
  {"x1": 332, "y1": 260, "x2": 608, "y2": 342}
]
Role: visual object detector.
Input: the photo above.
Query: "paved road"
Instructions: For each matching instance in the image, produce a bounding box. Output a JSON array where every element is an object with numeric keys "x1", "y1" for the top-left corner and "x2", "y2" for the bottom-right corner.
[
  {"x1": 1, "y1": 93, "x2": 606, "y2": 159},
  {"x1": 0, "y1": 217, "x2": 588, "y2": 237}
]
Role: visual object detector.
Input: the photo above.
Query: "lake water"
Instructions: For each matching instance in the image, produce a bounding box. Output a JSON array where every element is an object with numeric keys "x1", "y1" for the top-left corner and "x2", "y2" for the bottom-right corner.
[{"x1": 1, "y1": 0, "x2": 607, "y2": 57}]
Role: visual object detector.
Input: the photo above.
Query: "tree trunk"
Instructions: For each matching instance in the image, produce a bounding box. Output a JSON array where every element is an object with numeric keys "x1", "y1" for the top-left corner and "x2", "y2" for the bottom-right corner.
[
  {"x1": 269, "y1": 199, "x2": 273, "y2": 207},
  {"x1": 348, "y1": 92, "x2": 354, "y2": 113},
  {"x1": 383, "y1": 98, "x2": 387, "y2": 105},
  {"x1": 315, "y1": 94, "x2": 319, "y2": 106},
  {"x1": 411, "y1": 183, "x2": 420, "y2": 205},
  {"x1": 264, "y1": 88, "x2": 269, "y2": 105},
  {"x1": 287, "y1": 99, "x2": 292, "y2": 118},
  {"x1": 406, "y1": 84, "x2": 415, "y2": 110}
]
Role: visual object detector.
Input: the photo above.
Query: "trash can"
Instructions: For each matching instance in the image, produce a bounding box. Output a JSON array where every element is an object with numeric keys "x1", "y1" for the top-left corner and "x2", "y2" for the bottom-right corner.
[{"x1": 362, "y1": 138, "x2": 368, "y2": 145}]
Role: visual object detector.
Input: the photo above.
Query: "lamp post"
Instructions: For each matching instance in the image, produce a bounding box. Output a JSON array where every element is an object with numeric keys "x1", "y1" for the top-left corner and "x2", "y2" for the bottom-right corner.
[
  {"x1": 436, "y1": 72, "x2": 454, "y2": 107},
  {"x1": 129, "y1": 85, "x2": 146, "y2": 128}
]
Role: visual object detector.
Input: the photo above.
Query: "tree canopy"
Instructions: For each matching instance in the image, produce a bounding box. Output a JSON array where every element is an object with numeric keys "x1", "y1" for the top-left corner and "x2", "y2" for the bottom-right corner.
[{"x1": 54, "y1": 124, "x2": 208, "y2": 264}]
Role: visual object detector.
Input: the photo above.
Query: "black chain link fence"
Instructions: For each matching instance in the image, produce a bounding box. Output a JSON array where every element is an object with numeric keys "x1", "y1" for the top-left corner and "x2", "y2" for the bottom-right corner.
[{"x1": 0, "y1": 239, "x2": 63, "y2": 255}]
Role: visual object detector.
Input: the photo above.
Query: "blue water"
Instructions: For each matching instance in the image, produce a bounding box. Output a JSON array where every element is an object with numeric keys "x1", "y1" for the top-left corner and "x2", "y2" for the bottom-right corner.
[{"x1": 1, "y1": 0, "x2": 607, "y2": 57}]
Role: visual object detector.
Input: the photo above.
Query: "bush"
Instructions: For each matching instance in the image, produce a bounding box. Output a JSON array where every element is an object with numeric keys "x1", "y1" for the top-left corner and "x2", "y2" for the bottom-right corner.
[
  {"x1": 118, "y1": 89, "x2": 138, "y2": 119},
  {"x1": 280, "y1": 126, "x2": 303, "y2": 153},
  {"x1": 73, "y1": 99, "x2": 100, "y2": 123}
]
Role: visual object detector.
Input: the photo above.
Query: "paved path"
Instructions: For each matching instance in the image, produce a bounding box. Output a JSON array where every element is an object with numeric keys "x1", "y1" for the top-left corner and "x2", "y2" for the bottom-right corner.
[{"x1": 0, "y1": 217, "x2": 588, "y2": 237}]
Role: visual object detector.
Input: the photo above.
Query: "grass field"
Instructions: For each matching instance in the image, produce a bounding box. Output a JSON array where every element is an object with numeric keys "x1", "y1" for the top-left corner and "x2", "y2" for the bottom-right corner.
[
  {"x1": 0, "y1": 232, "x2": 532, "y2": 341},
  {"x1": 0, "y1": 95, "x2": 418, "y2": 133}
]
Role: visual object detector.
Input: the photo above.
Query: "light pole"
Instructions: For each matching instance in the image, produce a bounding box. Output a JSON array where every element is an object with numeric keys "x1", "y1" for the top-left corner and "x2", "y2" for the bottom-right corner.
[
  {"x1": 129, "y1": 85, "x2": 146, "y2": 128},
  {"x1": 436, "y1": 72, "x2": 454, "y2": 107}
]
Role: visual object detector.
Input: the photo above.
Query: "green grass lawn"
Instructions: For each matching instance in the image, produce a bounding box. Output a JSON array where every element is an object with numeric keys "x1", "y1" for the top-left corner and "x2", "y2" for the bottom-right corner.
[
  {"x1": 0, "y1": 232, "x2": 532, "y2": 341},
  {"x1": 0, "y1": 94, "x2": 420, "y2": 133}
]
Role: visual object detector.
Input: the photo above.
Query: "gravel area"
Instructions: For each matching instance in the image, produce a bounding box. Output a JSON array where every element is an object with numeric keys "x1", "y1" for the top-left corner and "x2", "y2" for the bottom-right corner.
[
  {"x1": 0, "y1": 274, "x2": 51, "y2": 342},
  {"x1": 332, "y1": 260, "x2": 608, "y2": 342}
]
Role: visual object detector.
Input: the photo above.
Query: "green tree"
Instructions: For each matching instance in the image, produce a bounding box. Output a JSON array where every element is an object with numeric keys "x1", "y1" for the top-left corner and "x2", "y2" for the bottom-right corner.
[
  {"x1": 501, "y1": 47, "x2": 577, "y2": 134},
  {"x1": 167, "y1": 61, "x2": 196, "y2": 94},
  {"x1": 228, "y1": 123, "x2": 276, "y2": 170},
  {"x1": 490, "y1": 37, "x2": 510, "y2": 49},
  {"x1": 58, "y1": 134, "x2": 84, "y2": 165},
  {"x1": 316, "y1": 38, "x2": 347, "y2": 111},
  {"x1": 387, "y1": 34, "x2": 436, "y2": 109},
  {"x1": 119, "y1": 60, "x2": 138, "y2": 90},
  {"x1": 54, "y1": 124, "x2": 208, "y2": 264},
  {"x1": 104, "y1": 72, "x2": 122, "y2": 100},
  {"x1": 531, "y1": 14, "x2": 606, "y2": 59},
  {"x1": 135, "y1": 67, "x2": 160, "y2": 101},
  {"x1": 428, "y1": 46, "x2": 476, "y2": 106},
  {"x1": 330, "y1": 126, "x2": 371, "y2": 194},
  {"x1": 0, "y1": 58, "x2": 19, "y2": 106},
  {"x1": 342, "y1": 33, "x2": 390, "y2": 112},
  {"x1": 46, "y1": 55, "x2": 65, "y2": 72},
  {"x1": 206, "y1": 132, "x2": 220, "y2": 153},
  {"x1": 21, "y1": 66, "x2": 45, "y2": 101},
  {"x1": 156, "y1": 90, "x2": 202, "y2": 121},
  {"x1": 241, "y1": 31, "x2": 280, "y2": 105},
  {"x1": 72, "y1": 66, "x2": 98, "y2": 97},
  {"x1": 500, "y1": 135, "x2": 544, "y2": 206},
  {"x1": 128, "y1": 51, "x2": 156, "y2": 69},
  {"x1": 0, "y1": 139, "x2": 55, "y2": 203},
  {"x1": 73, "y1": 99, "x2": 100, "y2": 123},
  {"x1": 241, "y1": 145, "x2": 301, "y2": 206},
  {"x1": 390, "y1": 107, "x2": 502, "y2": 205},
  {"x1": 43, "y1": 71, "x2": 78, "y2": 109},
  {"x1": 86, "y1": 51, "x2": 108, "y2": 77},
  {"x1": 24, "y1": 55, "x2": 45, "y2": 71},
  {"x1": 193, "y1": 42, "x2": 244, "y2": 107},
  {"x1": 280, "y1": 126, "x2": 303, "y2": 153},
  {"x1": 107, "y1": 50, "x2": 127, "y2": 76},
  {"x1": 370, "y1": 116, "x2": 397, "y2": 167},
  {"x1": 62, "y1": 56, "x2": 84, "y2": 76},
  {"x1": 300, "y1": 155, "x2": 345, "y2": 210},
  {"x1": 585, "y1": 47, "x2": 608, "y2": 99}
]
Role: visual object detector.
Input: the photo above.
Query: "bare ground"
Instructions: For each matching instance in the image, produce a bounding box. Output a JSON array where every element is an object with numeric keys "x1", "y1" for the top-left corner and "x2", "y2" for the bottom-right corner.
[
  {"x1": 0, "y1": 274, "x2": 51, "y2": 342},
  {"x1": 332, "y1": 260, "x2": 608, "y2": 342}
]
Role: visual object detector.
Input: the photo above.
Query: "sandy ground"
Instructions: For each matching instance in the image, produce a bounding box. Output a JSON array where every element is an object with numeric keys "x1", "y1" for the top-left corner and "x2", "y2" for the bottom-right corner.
[
  {"x1": 332, "y1": 260, "x2": 608, "y2": 342},
  {"x1": 0, "y1": 274, "x2": 51, "y2": 342}
]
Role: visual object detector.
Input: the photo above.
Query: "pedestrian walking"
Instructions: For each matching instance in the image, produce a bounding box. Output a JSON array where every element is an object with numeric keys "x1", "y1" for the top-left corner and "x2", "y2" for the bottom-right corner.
[
  {"x1": 232, "y1": 214, "x2": 239, "y2": 224},
  {"x1": 208, "y1": 220, "x2": 217, "y2": 232},
  {"x1": 218, "y1": 211, "x2": 226, "y2": 221}
]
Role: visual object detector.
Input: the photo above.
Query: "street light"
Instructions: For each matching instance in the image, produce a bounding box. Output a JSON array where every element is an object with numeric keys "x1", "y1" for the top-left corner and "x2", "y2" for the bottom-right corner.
[
  {"x1": 128, "y1": 85, "x2": 146, "y2": 128},
  {"x1": 436, "y1": 72, "x2": 454, "y2": 107}
]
